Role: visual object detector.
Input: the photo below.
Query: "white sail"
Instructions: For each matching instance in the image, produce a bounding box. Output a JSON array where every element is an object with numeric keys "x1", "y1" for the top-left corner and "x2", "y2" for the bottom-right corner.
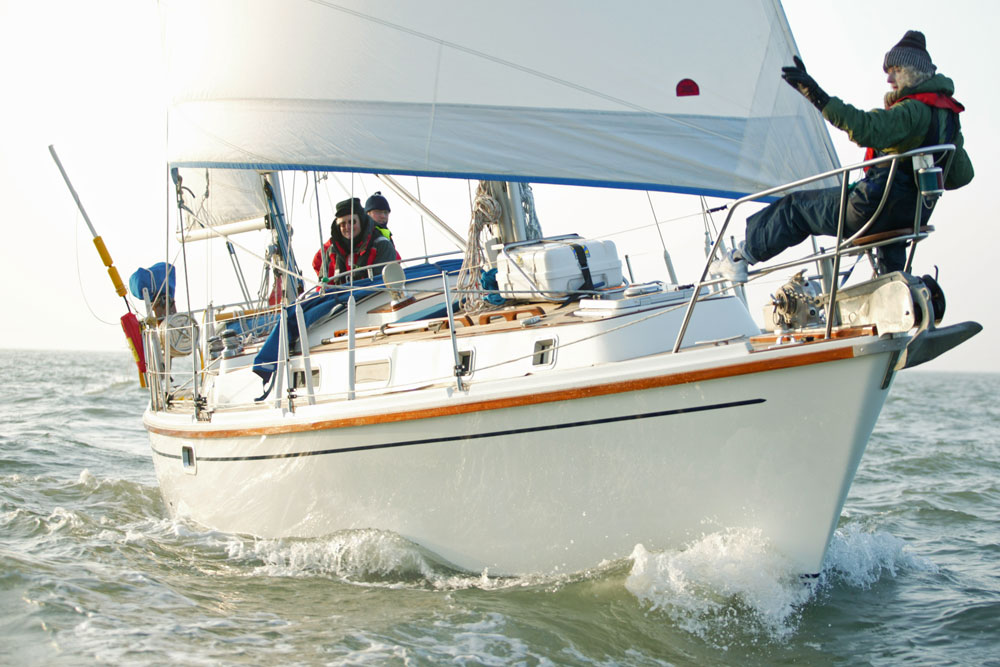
[
  {"x1": 174, "y1": 167, "x2": 268, "y2": 241},
  {"x1": 162, "y1": 0, "x2": 838, "y2": 198}
]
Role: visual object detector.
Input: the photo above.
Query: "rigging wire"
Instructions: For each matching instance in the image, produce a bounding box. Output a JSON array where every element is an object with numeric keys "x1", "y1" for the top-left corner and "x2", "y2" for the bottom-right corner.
[
  {"x1": 313, "y1": 172, "x2": 329, "y2": 283},
  {"x1": 596, "y1": 210, "x2": 704, "y2": 241},
  {"x1": 73, "y1": 209, "x2": 118, "y2": 326},
  {"x1": 416, "y1": 176, "x2": 429, "y2": 259},
  {"x1": 645, "y1": 192, "x2": 669, "y2": 255}
]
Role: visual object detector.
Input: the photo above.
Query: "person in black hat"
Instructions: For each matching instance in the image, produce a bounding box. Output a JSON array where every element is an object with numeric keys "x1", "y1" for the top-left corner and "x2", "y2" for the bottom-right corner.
[
  {"x1": 365, "y1": 191, "x2": 393, "y2": 240},
  {"x1": 312, "y1": 197, "x2": 398, "y2": 284},
  {"x1": 712, "y1": 30, "x2": 973, "y2": 282}
]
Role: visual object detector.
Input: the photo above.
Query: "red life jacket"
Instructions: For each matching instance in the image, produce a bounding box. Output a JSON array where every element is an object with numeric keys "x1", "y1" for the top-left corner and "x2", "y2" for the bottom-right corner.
[
  {"x1": 863, "y1": 92, "x2": 965, "y2": 166},
  {"x1": 333, "y1": 234, "x2": 380, "y2": 274},
  {"x1": 313, "y1": 232, "x2": 380, "y2": 280}
]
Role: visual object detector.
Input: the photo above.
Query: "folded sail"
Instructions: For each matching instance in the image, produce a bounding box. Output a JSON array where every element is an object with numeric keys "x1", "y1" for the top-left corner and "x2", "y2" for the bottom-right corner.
[
  {"x1": 162, "y1": 0, "x2": 838, "y2": 198},
  {"x1": 174, "y1": 168, "x2": 268, "y2": 241}
]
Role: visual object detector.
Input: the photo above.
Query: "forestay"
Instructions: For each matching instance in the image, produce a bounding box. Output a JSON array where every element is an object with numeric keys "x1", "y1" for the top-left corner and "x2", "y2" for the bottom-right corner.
[{"x1": 162, "y1": 0, "x2": 838, "y2": 198}]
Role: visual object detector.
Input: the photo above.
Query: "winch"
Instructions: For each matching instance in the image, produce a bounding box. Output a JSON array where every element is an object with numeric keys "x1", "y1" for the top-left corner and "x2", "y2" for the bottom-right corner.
[{"x1": 767, "y1": 270, "x2": 825, "y2": 330}]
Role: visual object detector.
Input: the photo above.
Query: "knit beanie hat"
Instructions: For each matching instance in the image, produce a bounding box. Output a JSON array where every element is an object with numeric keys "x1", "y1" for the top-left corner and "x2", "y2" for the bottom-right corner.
[
  {"x1": 365, "y1": 191, "x2": 391, "y2": 213},
  {"x1": 883, "y1": 30, "x2": 936, "y2": 74},
  {"x1": 335, "y1": 197, "x2": 364, "y2": 219}
]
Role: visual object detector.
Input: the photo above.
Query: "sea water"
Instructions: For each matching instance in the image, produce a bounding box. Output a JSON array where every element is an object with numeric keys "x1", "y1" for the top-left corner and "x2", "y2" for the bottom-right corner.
[{"x1": 1, "y1": 349, "x2": 997, "y2": 665}]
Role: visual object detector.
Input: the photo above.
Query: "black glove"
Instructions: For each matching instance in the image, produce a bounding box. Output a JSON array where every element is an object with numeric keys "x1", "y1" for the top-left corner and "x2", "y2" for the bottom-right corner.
[{"x1": 781, "y1": 56, "x2": 830, "y2": 111}]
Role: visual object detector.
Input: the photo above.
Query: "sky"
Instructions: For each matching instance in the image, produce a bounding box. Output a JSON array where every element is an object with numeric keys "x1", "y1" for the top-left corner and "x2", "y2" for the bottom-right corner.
[{"x1": 1, "y1": 0, "x2": 998, "y2": 373}]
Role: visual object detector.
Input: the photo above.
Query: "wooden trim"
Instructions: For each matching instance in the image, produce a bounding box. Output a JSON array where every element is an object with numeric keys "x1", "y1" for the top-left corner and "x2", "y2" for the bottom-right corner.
[
  {"x1": 215, "y1": 306, "x2": 279, "y2": 322},
  {"x1": 329, "y1": 314, "x2": 473, "y2": 340},
  {"x1": 146, "y1": 345, "x2": 856, "y2": 439},
  {"x1": 851, "y1": 225, "x2": 934, "y2": 246},
  {"x1": 365, "y1": 289, "x2": 445, "y2": 314},
  {"x1": 366, "y1": 295, "x2": 417, "y2": 313},
  {"x1": 750, "y1": 325, "x2": 876, "y2": 346},
  {"x1": 478, "y1": 306, "x2": 545, "y2": 325}
]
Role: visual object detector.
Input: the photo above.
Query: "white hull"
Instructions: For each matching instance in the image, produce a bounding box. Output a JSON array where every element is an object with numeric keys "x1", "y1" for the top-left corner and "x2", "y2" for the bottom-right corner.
[{"x1": 148, "y1": 334, "x2": 899, "y2": 575}]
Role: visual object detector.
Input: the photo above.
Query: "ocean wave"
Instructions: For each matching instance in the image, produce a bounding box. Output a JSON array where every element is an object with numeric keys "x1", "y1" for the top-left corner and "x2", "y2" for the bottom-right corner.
[
  {"x1": 335, "y1": 613, "x2": 544, "y2": 666},
  {"x1": 820, "y1": 522, "x2": 937, "y2": 589},
  {"x1": 217, "y1": 529, "x2": 593, "y2": 592},
  {"x1": 622, "y1": 523, "x2": 938, "y2": 647},
  {"x1": 624, "y1": 528, "x2": 809, "y2": 645},
  {"x1": 81, "y1": 374, "x2": 141, "y2": 396}
]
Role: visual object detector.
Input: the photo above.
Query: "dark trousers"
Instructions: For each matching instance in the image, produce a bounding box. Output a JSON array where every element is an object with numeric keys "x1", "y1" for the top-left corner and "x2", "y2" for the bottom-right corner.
[{"x1": 744, "y1": 168, "x2": 932, "y2": 274}]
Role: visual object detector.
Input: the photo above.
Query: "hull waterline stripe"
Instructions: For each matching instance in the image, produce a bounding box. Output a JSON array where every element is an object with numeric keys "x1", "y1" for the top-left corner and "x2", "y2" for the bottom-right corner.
[
  {"x1": 145, "y1": 345, "x2": 855, "y2": 439},
  {"x1": 150, "y1": 397, "x2": 765, "y2": 462}
]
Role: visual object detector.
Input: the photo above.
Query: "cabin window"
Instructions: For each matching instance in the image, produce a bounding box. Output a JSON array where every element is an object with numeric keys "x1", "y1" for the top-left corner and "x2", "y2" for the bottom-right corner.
[
  {"x1": 181, "y1": 446, "x2": 197, "y2": 474},
  {"x1": 292, "y1": 369, "x2": 321, "y2": 389},
  {"x1": 355, "y1": 360, "x2": 391, "y2": 384},
  {"x1": 457, "y1": 350, "x2": 474, "y2": 376},
  {"x1": 532, "y1": 339, "x2": 556, "y2": 366}
]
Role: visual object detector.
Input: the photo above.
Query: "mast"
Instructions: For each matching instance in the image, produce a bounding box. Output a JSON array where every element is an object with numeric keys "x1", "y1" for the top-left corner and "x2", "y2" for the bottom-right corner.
[
  {"x1": 480, "y1": 181, "x2": 533, "y2": 245},
  {"x1": 261, "y1": 173, "x2": 300, "y2": 305}
]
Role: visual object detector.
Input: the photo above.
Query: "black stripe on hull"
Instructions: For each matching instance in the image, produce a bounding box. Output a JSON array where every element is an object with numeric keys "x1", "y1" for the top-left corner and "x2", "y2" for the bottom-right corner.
[{"x1": 151, "y1": 397, "x2": 765, "y2": 462}]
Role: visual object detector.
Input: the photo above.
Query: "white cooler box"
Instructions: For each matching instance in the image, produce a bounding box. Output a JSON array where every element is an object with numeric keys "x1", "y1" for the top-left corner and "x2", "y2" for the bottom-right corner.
[{"x1": 495, "y1": 238, "x2": 623, "y2": 300}]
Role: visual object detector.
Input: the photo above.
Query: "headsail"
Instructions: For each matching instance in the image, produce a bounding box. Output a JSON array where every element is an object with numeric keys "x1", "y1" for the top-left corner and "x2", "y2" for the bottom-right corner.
[
  {"x1": 174, "y1": 168, "x2": 269, "y2": 241},
  {"x1": 162, "y1": 0, "x2": 838, "y2": 198}
]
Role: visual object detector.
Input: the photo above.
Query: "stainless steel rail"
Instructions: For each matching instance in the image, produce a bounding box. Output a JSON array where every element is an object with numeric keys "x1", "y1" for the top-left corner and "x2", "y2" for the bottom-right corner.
[{"x1": 672, "y1": 145, "x2": 954, "y2": 353}]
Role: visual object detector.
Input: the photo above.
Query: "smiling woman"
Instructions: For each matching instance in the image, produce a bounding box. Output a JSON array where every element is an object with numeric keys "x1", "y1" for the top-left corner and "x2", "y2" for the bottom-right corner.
[{"x1": 311, "y1": 197, "x2": 399, "y2": 283}]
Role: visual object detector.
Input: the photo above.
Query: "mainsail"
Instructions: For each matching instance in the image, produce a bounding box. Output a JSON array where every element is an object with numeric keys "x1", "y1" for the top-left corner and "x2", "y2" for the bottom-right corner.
[{"x1": 162, "y1": 0, "x2": 838, "y2": 199}]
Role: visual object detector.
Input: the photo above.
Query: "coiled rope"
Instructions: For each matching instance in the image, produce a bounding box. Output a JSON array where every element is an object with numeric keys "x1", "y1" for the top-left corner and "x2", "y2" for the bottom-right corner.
[{"x1": 456, "y1": 182, "x2": 503, "y2": 314}]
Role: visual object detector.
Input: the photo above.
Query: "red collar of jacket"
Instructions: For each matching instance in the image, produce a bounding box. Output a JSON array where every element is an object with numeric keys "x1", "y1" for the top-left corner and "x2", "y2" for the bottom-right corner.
[
  {"x1": 863, "y1": 92, "x2": 965, "y2": 166},
  {"x1": 888, "y1": 91, "x2": 965, "y2": 113}
]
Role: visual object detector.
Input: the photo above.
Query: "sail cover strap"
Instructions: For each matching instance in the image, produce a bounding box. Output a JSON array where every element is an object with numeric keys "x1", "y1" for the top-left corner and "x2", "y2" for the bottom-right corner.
[{"x1": 570, "y1": 244, "x2": 595, "y2": 293}]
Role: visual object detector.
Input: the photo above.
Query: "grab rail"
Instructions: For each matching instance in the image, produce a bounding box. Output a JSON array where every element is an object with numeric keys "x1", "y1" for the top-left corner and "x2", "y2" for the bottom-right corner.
[{"x1": 672, "y1": 144, "x2": 954, "y2": 353}]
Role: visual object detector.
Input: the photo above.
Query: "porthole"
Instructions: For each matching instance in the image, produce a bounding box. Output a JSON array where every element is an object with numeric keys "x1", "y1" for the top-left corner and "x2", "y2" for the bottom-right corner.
[
  {"x1": 181, "y1": 446, "x2": 197, "y2": 475},
  {"x1": 292, "y1": 368, "x2": 321, "y2": 389},
  {"x1": 355, "y1": 360, "x2": 391, "y2": 384},
  {"x1": 457, "y1": 350, "x2": 474, "y2": 375},
  {"x1": 532, "y1": 339, "x2": 556, "y2": 366}
]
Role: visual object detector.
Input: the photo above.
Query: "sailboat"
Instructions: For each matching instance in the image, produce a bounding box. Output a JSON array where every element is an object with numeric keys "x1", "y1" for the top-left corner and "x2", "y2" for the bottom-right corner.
[{"x1": 125, "y1": 0, "x2": 980, "y2": 576}]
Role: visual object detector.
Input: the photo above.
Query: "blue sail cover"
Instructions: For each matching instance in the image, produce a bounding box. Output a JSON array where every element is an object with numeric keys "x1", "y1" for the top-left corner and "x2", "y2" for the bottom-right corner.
[
  {"x1": 129, "y1": 263, "x2": 175, "y2": 302},
  {"x1": 161, "y1": 0, "x2": 840, "y2": 199}
]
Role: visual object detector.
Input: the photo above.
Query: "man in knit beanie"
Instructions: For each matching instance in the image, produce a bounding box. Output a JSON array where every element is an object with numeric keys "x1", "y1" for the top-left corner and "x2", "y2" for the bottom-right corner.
[
  {"x1": 365, "y1": 191, "x2": 393, "y2": 240},
  {"x1": 712, "y1": 30, "x2": 973, "y2": 282},
  {"x1": 884, "y1": 30, "x2": 935, "y2": 74}
]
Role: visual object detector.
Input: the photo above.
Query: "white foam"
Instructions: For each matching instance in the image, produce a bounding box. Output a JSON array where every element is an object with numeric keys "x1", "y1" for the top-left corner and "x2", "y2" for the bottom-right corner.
[
  {"x1": 214, "y1": 530, "x2": 580, "y2": 592},
  {"x1": 389, "y1": 613, "x2": 540, "y2": 666},
  {"x1": 45, "y1": 506, "x2": 85, "y2": 533},
  {"x1": 226, "y1": 529, "x2": 440, "y2": 585},
  {"x1": 821, "y1": 523, "x2": 938, "y2": 589},
  {"x1": 623, "y1": 523, "x2": 938, "y2": 645},
  {"x1": 625, "y1": 528, "x2": 809, "y2": 643}
]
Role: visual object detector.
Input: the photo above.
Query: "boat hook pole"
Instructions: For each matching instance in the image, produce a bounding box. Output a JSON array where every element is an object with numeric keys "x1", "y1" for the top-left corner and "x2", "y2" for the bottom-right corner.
[
  {"x1": 48, "y1": 145, "x2": 129, "y2": 307},
  {"x1": 49, "y1": 144, "x2": 148, "y2": 388}
]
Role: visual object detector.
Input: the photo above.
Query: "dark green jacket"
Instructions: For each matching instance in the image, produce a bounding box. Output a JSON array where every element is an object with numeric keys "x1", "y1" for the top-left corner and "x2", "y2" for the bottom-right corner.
[{"x1": 822, "y1": 74, "x2": 973, "y2": 189}]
